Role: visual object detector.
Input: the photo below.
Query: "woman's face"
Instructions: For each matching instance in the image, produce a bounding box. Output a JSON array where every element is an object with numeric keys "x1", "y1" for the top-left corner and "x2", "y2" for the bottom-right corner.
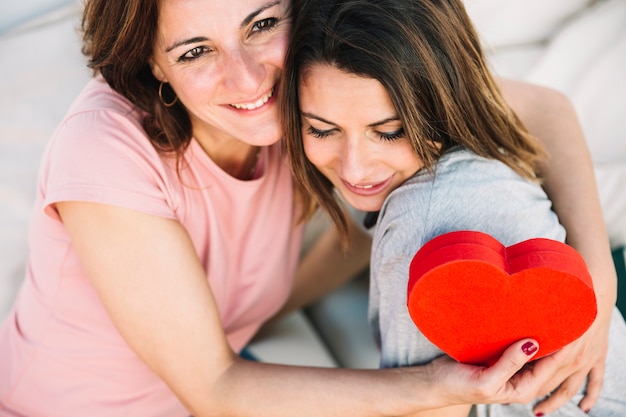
[
  {"x1": 299, "y1": 64, "x2": 424, "y2": 212},
  {"x1": 151, "y1": 0, "x2": 291, "y2": 147}
]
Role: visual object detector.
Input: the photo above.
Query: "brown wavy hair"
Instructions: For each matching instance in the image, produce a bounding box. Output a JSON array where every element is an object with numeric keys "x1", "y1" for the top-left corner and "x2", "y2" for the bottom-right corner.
[
  {"x1": 281, "y1": 0, "x2": 547, "y2": 245},
  {"x1": 81, "y1": 0, "x2": 192, "y2": 157}
]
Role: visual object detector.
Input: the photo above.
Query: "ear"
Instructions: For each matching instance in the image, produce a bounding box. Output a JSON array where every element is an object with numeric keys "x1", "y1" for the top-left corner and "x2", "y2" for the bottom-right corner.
[{"x1": 150, "y1": 59, "x2": 167, "y2": 83}]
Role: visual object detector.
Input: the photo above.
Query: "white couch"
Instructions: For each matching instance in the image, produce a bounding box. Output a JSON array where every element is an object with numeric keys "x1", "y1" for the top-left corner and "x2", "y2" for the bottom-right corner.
[{"x1": 1, "y1": 0, "x2": 625, "y2": 369}]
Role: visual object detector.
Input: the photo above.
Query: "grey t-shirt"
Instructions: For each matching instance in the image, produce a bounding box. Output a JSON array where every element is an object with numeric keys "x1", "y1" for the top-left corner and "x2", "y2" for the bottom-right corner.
[{"x1": 369, "y1": 147, "x2": 565, "y2": 368}]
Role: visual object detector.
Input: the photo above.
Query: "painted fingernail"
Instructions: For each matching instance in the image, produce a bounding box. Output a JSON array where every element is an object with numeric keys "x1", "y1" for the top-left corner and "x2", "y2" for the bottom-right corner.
[
  {"x1": 535, "y1": 413, "x2": 544, "y2": 417},
  {"x1": 522, "y1": 341, "x2": 537, "y2": 356},
  {"x1": 584, "y1": 410, "x2": 590, "y2": 414}
]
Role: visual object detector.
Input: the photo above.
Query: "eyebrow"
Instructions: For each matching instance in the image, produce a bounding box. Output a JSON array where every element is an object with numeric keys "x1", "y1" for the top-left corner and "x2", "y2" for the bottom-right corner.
[
  {"x1": 165, "y1": 0, "x2": 282, "y2": 53},
  {"x1": 242, "y1": 0, "x2": 282, "y2": 27},
  {"x1": 301, "y1": 112, "x2": 335, "y2": 125},
  {"x1": 166, "y1": 37, "x2": 207, "y2": 53},
  {"x1": 301, "y1": 112, "x2": 401, "y2": 128}
]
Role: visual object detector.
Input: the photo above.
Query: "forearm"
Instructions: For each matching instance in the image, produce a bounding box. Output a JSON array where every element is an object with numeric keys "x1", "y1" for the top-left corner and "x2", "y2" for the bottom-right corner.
[
  {"x1": 499, "y1": 78, "x2": 617, "y2": 313},
  {"x1": 187, "y1": 335, "x2": 547, "y2": 416},
  {"x1": 402, "y1": 405, "x2": 472, "y2": 417},
  {"x1": 205, "y1": 359, "x2": 437, "y2": 417}
]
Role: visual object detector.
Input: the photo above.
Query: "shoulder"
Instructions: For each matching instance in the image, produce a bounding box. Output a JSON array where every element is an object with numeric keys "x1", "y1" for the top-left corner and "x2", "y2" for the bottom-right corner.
[
  {"x1": 375, "y1": 147, "x2": 562, "y2": 249},
  {"x1": 68, "y1": 76, "x2": 141, "y2": 116},
  {"x1": 434, "y1": 147, "x2": 519, "y2": 181},
  {"x1": 426, "y1": 148, "x2": 540, "y2": 200},
  {"x1": 378, "y1": 148, "x2": 503, "y2": 221},
  {"x1": 48, "y1": 77, "x2": 158, "y2": 167},
  {"x1": 39, "y1": 78, "x2": 175, "y2": 208},
  {"x1": 61, "y1": 77, "x2": 146, "y2": 138}
]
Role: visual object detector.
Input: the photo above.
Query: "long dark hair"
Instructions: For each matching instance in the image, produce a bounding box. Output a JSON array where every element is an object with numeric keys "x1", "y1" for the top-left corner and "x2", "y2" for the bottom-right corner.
[
  {"x1": 82, "y1": 0, "x2": 192, "y2": 158},
  {"x1": 281, "y1": 0, "x2": 546, "y2": 245}
]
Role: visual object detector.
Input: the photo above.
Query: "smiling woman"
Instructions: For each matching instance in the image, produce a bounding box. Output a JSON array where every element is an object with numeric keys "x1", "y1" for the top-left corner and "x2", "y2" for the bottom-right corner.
[
  {"x1": 0, "y1": 0, "x2": 322, "y2": 415},
  {"x1": 282, "y1": 0, "x2": 626, "y2": 416},
  {"x1": 148, "y1": 0, "x2": 290, "y2": 159},
  {"x1": 299, "y1": 65, "x2": 429, "y2": 213}
]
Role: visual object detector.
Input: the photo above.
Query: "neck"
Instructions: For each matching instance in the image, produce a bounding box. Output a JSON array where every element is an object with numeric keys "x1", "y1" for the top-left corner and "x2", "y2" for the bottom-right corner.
[
  {"x1": 245, "y1": 146, "x2": 262, "y2": 180},
  {"x1": 192, "y1": 130, "x2": 263, "y2": 180},
  {"x1": 213, "y1": 144, "x2": 261, "y2": 180}
]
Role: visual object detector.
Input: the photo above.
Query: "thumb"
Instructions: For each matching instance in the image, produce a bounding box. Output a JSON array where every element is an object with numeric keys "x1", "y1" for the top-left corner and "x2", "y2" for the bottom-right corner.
[{"x1": 488, "y1": 339, "x2": 539, "y2": 381}]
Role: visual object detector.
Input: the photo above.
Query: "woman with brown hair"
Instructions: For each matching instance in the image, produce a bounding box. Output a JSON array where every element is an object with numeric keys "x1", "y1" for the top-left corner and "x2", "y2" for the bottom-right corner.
[{"x1": 283, "y1": 0, "x2": 626, "y2": 416}]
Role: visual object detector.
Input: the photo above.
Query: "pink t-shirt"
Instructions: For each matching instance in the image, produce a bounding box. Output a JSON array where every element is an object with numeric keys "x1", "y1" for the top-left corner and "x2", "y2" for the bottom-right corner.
[{"x1": 0, "y1": 77, "x2": 304, "y2": 416}]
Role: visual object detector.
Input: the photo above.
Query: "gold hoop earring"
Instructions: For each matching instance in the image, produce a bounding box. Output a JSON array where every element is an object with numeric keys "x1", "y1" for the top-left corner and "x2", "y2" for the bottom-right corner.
[{"x1": 158, "y1": 81, "x2": 178, "y2": 107}]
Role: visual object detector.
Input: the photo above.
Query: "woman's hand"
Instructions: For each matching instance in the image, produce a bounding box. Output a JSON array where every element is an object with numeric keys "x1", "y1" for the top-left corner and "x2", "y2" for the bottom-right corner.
[
  {"x1": 525, "y1": 225, "x2": 615, "y2": 416},
  {"x1": 531, "y1": 306, "x2": 612, "y2": 415},
  {"x1": 427, "y1": 339, "x2": 548, "y2": 407},
  {"x1": 528, "y1": 212, "x2": 617, "y2": 416}
]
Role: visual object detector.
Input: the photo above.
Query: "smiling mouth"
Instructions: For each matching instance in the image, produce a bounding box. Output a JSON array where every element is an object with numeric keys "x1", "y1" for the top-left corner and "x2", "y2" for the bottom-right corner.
[
  {"x1": 349, "y1": 182, "x2": 374, "y2": 189},
  {"x1": 342, "y1": 176, "x2": 394, "y2": 196},
  {"x1": 230, "y1": 88, "x2": 274, "y2": 110}
]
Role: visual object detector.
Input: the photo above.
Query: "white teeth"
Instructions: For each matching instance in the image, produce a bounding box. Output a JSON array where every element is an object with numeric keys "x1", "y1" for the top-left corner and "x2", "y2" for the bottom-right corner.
[
  {"x1": 230, "y1": 88, "x2": 274, "y2": 110},
  {"x1": 350, "y1": 183, "x2": 373, "y2": 189}
]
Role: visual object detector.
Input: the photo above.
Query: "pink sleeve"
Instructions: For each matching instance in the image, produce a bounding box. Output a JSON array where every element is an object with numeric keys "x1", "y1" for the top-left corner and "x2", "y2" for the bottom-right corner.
[{"x1": 40, "y1": 108, "x2": 179, "y2": 220}]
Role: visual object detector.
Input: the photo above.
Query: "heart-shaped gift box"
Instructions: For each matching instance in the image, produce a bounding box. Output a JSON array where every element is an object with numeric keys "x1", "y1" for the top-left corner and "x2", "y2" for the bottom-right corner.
[{"x1": 407, "y1": 230, "x2": 597, "y2": 366}]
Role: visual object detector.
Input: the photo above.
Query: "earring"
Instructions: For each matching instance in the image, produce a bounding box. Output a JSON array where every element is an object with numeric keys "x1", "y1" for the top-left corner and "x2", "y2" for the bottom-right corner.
[{"x1": 158, "y1": 81, "x2": 178, "y2": 107}]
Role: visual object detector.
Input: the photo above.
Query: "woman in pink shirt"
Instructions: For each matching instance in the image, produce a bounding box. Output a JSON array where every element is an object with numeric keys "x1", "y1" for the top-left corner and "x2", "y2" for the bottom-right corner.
[{"x1": 0, "y1": 0, "x2": 616, "y2": 415}]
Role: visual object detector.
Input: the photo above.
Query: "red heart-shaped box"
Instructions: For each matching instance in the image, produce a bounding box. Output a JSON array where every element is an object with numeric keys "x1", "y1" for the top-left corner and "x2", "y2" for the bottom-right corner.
[{"x1": 407, "y1": 230, "x2": 597, "y2": 366}]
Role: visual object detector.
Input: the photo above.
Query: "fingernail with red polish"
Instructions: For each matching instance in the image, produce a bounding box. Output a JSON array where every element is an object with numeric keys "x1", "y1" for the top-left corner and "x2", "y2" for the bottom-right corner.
[
  {"x1": 522, "y1": 341, "x2": 537, "y2": 356},
  {"x1": 535, "y1": 413, "x2": 544, "y2": 417}
]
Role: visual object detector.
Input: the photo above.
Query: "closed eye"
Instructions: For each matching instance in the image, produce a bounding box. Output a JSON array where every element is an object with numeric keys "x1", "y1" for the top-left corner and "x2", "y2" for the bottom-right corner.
[
  {"x1": 378, "y1": 128, "x2": 405, "y2": 141},
  {"x1": 306, "y1": 125, "x2": 335, "y2": 139}
]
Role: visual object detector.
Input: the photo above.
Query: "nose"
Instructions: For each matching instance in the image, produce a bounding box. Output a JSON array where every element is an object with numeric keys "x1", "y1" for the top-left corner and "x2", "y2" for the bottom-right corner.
[
  {"x1": 339, "y1": 136, "x2": 372, "y2": 184},
  {"x1": 221, "y1": 46, "x2": 265, "y2": 95}
]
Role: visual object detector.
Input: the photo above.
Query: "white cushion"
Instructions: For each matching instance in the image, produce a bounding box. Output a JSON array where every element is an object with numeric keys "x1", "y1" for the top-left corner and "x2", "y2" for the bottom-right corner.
[
  {"x1": 523, "y1": 0, "x2": 626, "y2": 167},
  {"x1": 247, "y1": 312, "x2": 338, "y2": 367},
  {"x1": 0, "y1": 0, "x2": 77, "y2": 34},
  {"x1": 464, "y1": 0, "x2": 593, "y2": 49},
  {"x1": 486, "y1": 0, "x2": 626, "y2": 247},
  {"x1": 307, "y1": 274, "x2": 381, "y2": 369}
]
